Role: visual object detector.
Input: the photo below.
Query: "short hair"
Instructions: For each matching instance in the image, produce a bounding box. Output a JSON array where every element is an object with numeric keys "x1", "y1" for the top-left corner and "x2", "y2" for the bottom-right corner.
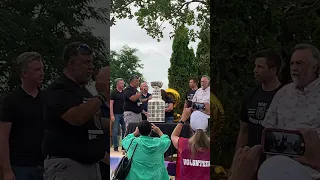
[
  {"x1": 129, "y1": 75, "x2": 140, "y2": 83},
  {"x1": 201, "y1": 75, "x2": 210, "y2": 81},
  {"x1": 115, "y1": 78, "x2": 124, "y2": 84},
  {"x1": 138, "y1": 121, "x2": 152, "y2": 136},
  {"x1": 252, "y1": 49, "x2": 283, "y2": 75},
  {"x1": 189, "y1": 78, "x2": 198, "y2": 84},
  {"x1": 15, "y1": 52, "x2": 42, "y2": 75},
  {"x1": 62, "y1": 42, "x2": 93, "y2": 67},
  {"x1": 293, "y1": 44, "x2": 320, "y2": 69}
]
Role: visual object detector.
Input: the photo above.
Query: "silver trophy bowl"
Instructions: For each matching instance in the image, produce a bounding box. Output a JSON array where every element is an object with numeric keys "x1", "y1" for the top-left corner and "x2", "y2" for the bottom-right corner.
[{"x1": 151, "y1": 81, "x2": 163, "y2": 88}]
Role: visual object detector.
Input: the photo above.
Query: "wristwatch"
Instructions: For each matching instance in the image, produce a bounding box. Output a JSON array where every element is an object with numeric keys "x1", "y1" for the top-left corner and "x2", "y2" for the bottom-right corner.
[
  {"x1": 96, "y1": 94, "x2": 107, "y2": 104},
  {"x1": 178, "y1": 120, "x2": 185, "y2": 124}
]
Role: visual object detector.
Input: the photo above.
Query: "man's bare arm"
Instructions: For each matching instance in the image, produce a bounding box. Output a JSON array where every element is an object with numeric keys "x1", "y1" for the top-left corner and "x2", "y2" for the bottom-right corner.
[
  {"x1": 0, "y1": 122, "x2": 12, "y2": 170},
  {"x1": 62, "y1": 97, "x2": 102, "y2": 126},
  {"x1": 235, "y1": 122, "x2": 248, "y2": 150},
  {"x1": 110, "y1": 100, "x2": 114, "y2": 117},
  {"x1": 184, "y1": 100, "x2": 188, "y2": 109},
  {"x1": 129, "y1": 92, "x2": 141, "y2": 102}
]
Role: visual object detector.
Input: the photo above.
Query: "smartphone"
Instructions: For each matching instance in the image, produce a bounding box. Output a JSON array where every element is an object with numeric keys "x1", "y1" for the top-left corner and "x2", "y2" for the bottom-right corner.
[
  {"x1": 192, "y1": 102, "x2": 205, "y2": 111},
  {"x1": 261, "y1": 128, "x2": 305, "y2": 157}
]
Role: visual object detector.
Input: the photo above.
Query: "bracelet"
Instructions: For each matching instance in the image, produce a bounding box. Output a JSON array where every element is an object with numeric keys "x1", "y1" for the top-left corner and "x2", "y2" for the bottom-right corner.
[{"x1": 178, "y1": 120, "x2": 185, "y2": 124}]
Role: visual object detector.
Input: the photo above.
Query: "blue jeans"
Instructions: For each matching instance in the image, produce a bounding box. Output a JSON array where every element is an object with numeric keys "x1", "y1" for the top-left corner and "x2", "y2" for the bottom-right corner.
[
  {"x1": 112, "y1": 114, "x2": 126, "y2": 149},
  {"x1": 12, "y1": 166, "x2": 44, "y2": 180},
  {"x1": 165, "y1": 116, "x2": 174, "y2": 123}
]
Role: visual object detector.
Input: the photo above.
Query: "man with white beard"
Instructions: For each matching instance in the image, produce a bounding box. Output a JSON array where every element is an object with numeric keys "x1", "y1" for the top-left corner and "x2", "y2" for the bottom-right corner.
[{"x1": 262, "y1": 43, "x2": 320, "y2": 180}]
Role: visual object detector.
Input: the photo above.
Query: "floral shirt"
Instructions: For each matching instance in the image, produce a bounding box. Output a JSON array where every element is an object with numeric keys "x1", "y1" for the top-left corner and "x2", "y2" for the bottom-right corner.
[{"x1": 263, "y1": 77, "x2": 320, "y2": 179}]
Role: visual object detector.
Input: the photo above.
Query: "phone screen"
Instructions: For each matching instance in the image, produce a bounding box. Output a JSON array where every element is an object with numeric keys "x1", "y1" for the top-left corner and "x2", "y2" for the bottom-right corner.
[
  {"x1": 192, "y1": 103, "x2": 205, "y2": 110},
  {"x1": 263, "y1": 129, "x2": 305, "y2": 156}
]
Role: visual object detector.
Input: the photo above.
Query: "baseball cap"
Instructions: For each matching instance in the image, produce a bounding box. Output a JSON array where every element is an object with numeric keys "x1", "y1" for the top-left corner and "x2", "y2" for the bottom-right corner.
[
  {"x1": 190, "y1": 110, "x2": 208, "y2": 131},
  {"x1": 258, "y1": 155, "x2": 312, "y2": 180}
]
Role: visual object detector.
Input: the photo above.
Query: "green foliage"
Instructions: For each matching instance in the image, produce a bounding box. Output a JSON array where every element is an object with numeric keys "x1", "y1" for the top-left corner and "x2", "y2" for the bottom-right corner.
[
  {"x1": 109, "y1": 45, "x2": 144, "y2": 89},
  {"x1": 212, "y1": 0, "x2": 320, "y2": 168},
  {"x1": 0, "y1": 0, "x2": 109, "y2": 94},
  {"x1": 168, "y1": 26, "x2": 196, "y2": 113},
  {"x1": 195, "y1": 24, "x2": 210, "y2": 79},
  {"x1": 111, "y1": 0, "x2": 209, "y2": 41}
]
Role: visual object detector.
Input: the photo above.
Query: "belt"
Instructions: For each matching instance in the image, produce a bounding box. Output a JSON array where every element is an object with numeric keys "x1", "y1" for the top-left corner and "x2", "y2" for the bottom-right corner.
[{"x1": 46, "y1": 155, "x2": 65, "y2": 159}]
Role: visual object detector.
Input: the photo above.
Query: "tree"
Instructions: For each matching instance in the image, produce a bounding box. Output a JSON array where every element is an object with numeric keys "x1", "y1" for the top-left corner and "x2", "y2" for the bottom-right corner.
[
  {"x1": 212, "y1": 0, "x2": 320, "y2": 170},
  {"x1": 0, "y1": 0, "x2": 110, "y2": 94},
  {"x1": 195, "y1": 24, "x2": 210, "y2": 80},
  {"x1": 109, "y1": 45, "x2": 144, "y2": 89},
  {"x1": 111, "y1": 0, "x2": 209, "y2": 41},
  {"x1": 168, "y1": 26, "x2": 196, "y2": 113}
]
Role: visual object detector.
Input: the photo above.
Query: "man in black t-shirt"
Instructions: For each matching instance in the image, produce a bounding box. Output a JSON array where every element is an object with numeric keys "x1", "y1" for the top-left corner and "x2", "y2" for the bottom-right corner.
[
  {"x1": 230, "y1": 49, "x2": 283, "y2": 178},
  {"x1": 0, "y1": 52, "x2": 45, "y2": 180},
  {"x1": 110, "y1": 78, "x2": 126, "y2": 151},
  {"x1": 43, "y1": 42, "x2": 109, "y2": 180},
  {"x1": 123, "y1": 75, "x2": 143, "y2": 128},
  {"x1": 184, "y1": 78, "x2": 198, "y2": 108},
  {"x1": 140, "y1": 82, "x2": 152, "y2": 120}
]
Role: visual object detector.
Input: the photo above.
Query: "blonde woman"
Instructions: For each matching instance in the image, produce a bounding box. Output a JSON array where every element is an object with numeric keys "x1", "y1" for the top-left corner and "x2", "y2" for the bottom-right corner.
[{"x1": 171, "y1": 108, "x2": 210, "y2": 180}]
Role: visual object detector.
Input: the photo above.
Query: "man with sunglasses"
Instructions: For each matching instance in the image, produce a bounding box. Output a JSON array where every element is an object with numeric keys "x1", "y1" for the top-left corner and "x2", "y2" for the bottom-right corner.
[
  {"x1": 123, "y1": 75, "x2": 143, "y2": 129},
  {"x1": 43, "y1": 42, "x2": 108, "y2": 180}
]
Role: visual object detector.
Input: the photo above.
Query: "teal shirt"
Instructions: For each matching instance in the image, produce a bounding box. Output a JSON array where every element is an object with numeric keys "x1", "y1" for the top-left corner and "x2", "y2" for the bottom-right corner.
[{"x1": 122, "y1": 133, "x2": 171, "y2": 180}]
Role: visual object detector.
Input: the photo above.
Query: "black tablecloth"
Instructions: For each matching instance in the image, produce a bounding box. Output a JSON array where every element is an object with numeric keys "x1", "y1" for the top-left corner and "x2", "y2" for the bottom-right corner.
[{"x1": 125, "y1": 122, "x2": 191, "y2": 158}]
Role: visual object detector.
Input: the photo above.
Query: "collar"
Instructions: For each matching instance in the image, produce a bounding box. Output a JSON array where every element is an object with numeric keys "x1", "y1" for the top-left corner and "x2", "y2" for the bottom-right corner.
[
  {"x1": 201, "y1": 86, "x2": 210, "y2": 91},
  {"x1": 295, "y1": 77, "x2": 320, "y2": 94}
]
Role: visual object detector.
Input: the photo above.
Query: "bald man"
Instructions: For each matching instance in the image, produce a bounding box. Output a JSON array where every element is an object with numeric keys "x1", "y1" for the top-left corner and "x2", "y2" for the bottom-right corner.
[{"x1": 140, "y1": 82, "x2": 152, "y2": 120}]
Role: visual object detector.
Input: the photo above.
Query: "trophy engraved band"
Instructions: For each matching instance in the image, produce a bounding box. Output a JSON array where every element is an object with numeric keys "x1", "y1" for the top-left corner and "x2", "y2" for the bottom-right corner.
[{"x1": 148, "y1": 81, "x2": 165, "y2": 122}]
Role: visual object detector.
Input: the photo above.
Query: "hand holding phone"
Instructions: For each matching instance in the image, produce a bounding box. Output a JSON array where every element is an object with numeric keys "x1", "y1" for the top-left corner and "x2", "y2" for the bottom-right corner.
[
  {"x1": 261, "y1": 128, "x2": 305, "y2": 157},
  {"x1": 192, "y1": 102, "x2": 205, "y2": 111}
]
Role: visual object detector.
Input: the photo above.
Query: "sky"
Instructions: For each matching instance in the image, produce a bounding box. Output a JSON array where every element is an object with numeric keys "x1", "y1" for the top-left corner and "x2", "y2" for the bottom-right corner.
[{"x1": 110, "y1": 18, "x2": 199, "y2": 93}]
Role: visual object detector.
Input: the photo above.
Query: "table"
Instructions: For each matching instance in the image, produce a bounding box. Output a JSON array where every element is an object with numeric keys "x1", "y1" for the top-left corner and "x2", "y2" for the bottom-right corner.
[{"x1": 125, "y1": 122, "x2": 191, "y2": 158}]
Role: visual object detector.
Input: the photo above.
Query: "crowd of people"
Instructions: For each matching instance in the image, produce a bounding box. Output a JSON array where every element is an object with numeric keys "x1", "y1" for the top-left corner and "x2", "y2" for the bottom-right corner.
[
  {"x1": 229, "y1": 43, "x2": 320, "y2": 180},
  {"x1": 110, "y1": 75, "x2": 211, "y2": 152},
  {"x1": 109, "y1": 75, "x2": 211, "y2": 180},
  {"x1": 0, "y1": 42, "x2": 110, "y2": 180},
  {"x1": 0, "y1": 40, "x2": 212, "y2": 180}
]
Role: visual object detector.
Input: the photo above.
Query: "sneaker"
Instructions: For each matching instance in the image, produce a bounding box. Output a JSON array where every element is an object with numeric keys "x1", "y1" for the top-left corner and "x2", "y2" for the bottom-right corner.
[{"x1": 114, "y1": 148, "x2": 119, "y2": 152}]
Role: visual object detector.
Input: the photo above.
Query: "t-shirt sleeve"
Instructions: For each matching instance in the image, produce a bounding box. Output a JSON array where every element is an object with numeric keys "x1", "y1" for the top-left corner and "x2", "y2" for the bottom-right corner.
[
  {"x1": 167, "y1": 97, "x2": 174, "y2": 104},
  {"x1": 46, "y1": 89, "x2": 82, "y2": 118},
  {"x1": 124, "y1": 89, "x2": 135, "y2": 101},
  {"x1": 0, "y1": 95, "x2": 14, "y2": 123},
  {"x1": 110, "y1": 91, "x2": 116, "y2": 100}
]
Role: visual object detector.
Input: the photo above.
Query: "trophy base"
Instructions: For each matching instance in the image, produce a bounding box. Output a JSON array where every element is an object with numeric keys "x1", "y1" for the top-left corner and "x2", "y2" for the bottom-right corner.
[{"x1": 147, "y1": 118, "x2": 165, "y2": 123}]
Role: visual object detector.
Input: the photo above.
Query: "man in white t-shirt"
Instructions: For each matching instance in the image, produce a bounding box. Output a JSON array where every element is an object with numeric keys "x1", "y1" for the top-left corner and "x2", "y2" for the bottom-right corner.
[{"x1": 192, "y1": 75, "x2": 210, "y2": 116}]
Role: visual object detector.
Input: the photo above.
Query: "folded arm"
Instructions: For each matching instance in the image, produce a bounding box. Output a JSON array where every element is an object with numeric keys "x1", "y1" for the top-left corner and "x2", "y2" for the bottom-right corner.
[{"x1": 47, "y1": 90, "x2": 102, "y2": 126}]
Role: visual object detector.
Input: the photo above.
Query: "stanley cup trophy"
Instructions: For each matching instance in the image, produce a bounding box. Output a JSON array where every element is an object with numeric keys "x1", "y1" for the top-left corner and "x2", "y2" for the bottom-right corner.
[{"x1": 148, "y1": 81, "x2": 166, "y2": 122}]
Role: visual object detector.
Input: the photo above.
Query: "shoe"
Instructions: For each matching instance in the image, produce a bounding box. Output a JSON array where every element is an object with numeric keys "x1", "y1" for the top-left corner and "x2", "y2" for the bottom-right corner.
[{"x1": 114, "y1": 148, "x2": 119, "y2": 152}]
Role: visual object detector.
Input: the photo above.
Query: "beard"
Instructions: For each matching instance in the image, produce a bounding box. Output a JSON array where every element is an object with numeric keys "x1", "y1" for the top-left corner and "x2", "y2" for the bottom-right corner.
[{"x1": 291, "y1": 74, "x2": 301, "y2": 87}]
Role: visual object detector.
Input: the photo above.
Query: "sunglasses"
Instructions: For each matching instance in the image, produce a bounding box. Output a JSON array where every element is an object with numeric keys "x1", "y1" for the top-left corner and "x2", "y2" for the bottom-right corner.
[
  {"x1": 129, "y1": 75, "x2": 140, "y2": 82},
  {"x1": 68, "y1": 43, "x2": 93, "y2": 59}
]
